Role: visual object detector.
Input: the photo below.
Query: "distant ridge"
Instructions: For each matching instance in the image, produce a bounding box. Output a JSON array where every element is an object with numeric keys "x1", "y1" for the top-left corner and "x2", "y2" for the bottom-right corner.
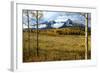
[{"x1": 23, "y1": 18, "x2": 87, "y2": 29}]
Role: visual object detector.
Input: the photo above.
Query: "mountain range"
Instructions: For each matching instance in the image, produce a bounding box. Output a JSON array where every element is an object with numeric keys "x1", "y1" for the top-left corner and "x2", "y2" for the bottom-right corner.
[{"x1": 23, "y1": 18, "x2": 86, "y2": 29}]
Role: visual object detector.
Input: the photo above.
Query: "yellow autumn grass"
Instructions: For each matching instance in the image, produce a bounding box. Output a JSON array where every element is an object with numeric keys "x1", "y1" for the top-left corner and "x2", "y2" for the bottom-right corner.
[{"x1": 23, "y1": 29, "x2": 91, "y2": 62}]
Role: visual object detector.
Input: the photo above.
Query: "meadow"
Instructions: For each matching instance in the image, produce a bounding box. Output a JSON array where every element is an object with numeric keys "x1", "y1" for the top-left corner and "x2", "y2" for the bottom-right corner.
[{"x1": 23, "y1": 27, "x2": 91, "y2": 62}]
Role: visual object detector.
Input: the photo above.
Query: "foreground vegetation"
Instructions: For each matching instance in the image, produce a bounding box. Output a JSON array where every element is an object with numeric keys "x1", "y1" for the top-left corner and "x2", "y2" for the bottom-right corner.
[{"x1": 23, "y1": 28, "x2": 91, "y2": 62}]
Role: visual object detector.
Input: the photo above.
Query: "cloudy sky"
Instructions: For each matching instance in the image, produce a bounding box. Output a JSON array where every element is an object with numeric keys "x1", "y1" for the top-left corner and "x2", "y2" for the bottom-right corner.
[{"x1": 22, "y1": 10, "x2": 91, "y2": 28}]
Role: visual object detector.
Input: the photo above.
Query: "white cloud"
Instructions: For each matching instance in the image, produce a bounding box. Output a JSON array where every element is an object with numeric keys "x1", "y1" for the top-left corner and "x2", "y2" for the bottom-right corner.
[
  {"x1": 23, "y1": 24, "x2": 28, "y2": 28},
  {"x1": 51, "y1": 22, "x2": 64, "y2": 28},
  {"x1": 55, "y1": 16, "x2": 68, "y2": 22},
  {"x1": 38, "y1": 24, "x2": 47, "y2": 28}
]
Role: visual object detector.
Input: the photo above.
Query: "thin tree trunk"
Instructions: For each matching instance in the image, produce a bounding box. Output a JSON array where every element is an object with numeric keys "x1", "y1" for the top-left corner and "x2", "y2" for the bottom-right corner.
[
  {"x1": 36, "y1": 10, "x2": 39, "y2": 56},
  {"x1": 27, "y1": 10, "x2": 31, "y2": 57},
  {"x1": 85, "y1": 13, "x2": 88, "y2": 59}
]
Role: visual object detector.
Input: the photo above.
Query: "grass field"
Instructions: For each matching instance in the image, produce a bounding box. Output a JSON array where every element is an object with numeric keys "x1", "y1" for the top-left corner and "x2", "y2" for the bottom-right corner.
[{"x1": 23, "y1": 28, "x2": 91, "y2": 62}]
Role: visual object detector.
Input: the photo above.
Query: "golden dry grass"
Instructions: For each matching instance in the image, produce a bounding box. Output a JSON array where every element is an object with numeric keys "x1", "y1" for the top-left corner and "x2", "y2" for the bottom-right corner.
[{"x1": 23, "y1": 28, "x2": 91, "y2": 62}]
